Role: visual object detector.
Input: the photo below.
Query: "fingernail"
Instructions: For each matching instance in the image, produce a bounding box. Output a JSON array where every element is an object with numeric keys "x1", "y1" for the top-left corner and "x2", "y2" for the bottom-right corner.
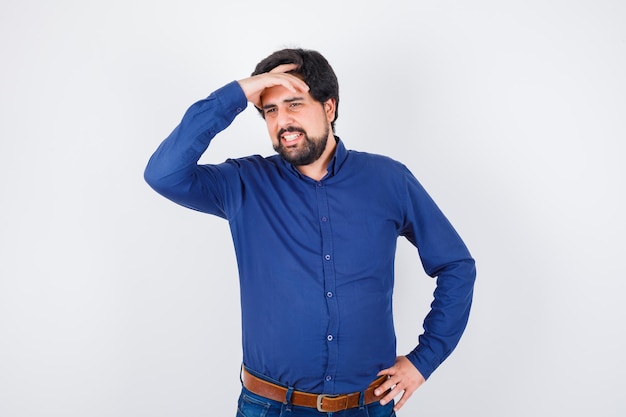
[{"x1": 375, "y1": 389, "x2": 380, "y2": 395}]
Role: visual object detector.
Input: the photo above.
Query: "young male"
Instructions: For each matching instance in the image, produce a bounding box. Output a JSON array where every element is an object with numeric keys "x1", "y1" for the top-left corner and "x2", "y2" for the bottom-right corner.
[{"x1": 144, "y1": 48, "x2": 476, "y2": 416}]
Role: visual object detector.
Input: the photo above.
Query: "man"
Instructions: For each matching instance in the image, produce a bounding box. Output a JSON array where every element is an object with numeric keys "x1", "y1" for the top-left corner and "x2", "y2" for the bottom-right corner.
[{"x1": 144, "y1": 48, "x2": 476, "y2": 416}]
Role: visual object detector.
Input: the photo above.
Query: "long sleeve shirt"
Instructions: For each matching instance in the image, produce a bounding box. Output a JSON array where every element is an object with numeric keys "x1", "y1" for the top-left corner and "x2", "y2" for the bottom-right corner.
[{"x1": 144, "y1": 81, "x2": 476, "y2": 395}]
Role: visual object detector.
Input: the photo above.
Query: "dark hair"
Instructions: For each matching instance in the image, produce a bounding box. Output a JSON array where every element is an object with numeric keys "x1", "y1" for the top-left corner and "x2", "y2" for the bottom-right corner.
[{"x1": 252, "y1": 48, "x2": 339, "y2": 131}]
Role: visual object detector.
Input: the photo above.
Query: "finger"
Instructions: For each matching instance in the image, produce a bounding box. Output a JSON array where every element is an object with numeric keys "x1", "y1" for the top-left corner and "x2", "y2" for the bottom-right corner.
[
  {"x1": 393, "y1": 390, "x2": 411, "y2": 412},
  {"x1": 269, "y1": 63, "x2": 299, "y2": 73},
  {"x1": 394, "y1": 384, "x2": 417, "y2": 412},
  {"x1": 375, "y1": 368, "x2": 396, "y2": 392},
  {"x1": 379, "y1": 383, "x2": 402, "y2": 406},
  {"x1": 373, "y1": 376, "x2": 396, "y2": 397},
  {"x1": 279, "y1": 76, "x2": 309, "y2": 93},
  {"x1": 377, "y1": 366, "x2": 396, "y2": 377},
  {"x1": 267, "y1": 65, "x2": 309, "y2": 92}
]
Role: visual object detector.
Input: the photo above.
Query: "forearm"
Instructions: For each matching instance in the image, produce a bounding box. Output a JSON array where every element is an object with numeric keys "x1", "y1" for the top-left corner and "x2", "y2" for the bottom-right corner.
[
  {"x1": 406, "y1": 257, "x2": 476, "y2": 379},
  {"x1": 399, "y1": 167, "x2": 477, "y2": 379},
  {"x1": 144, "y1": 81, "x2": 247, "y2": 208}
]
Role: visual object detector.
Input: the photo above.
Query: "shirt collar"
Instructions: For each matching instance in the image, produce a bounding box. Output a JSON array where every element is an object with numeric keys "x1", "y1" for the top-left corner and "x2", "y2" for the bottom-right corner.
[{"x1": 326, "y1": 136, "x2": 347, "y2": 178}]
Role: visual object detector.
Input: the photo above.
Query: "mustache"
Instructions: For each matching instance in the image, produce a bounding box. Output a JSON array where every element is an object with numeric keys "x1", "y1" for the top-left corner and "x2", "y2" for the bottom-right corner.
[{"x1": 277, "y1": 126, "x2": 306, "y2": 139}]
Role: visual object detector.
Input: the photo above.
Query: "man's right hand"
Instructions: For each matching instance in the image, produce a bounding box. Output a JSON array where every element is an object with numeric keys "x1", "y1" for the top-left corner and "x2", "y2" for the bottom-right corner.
[{"x1": 237, "y1": 64, "x2": 309, "y2": 109}]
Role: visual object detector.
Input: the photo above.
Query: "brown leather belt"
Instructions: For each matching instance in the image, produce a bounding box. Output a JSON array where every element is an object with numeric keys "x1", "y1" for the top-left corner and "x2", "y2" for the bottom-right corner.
[{"x1": 242, "y1": 367, "x2": 387, "y2": 413}]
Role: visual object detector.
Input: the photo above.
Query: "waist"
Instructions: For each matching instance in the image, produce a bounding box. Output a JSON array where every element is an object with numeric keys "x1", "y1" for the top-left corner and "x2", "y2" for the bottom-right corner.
[{"x1": 241, "y1": 367, "x2": 387, "y2": 413}]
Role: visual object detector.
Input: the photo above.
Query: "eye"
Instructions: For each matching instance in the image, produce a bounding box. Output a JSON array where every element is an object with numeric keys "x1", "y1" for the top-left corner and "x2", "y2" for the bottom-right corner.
[
  {"x1": 264, "y1": 107, "x2": 277, "y2": 116},
  {"x1": 289, "y1": 102, "x2": 302, "y2": 109}
]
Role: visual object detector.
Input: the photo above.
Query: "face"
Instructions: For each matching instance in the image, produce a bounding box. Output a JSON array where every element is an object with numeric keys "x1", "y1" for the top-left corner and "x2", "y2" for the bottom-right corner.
[{"x1": 260, "y1": 85, "x2": 335, "y2": 166}]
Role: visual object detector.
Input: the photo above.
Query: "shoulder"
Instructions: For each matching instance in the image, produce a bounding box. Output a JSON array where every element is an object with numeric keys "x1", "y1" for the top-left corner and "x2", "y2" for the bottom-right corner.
[
  {"x1": 219, "y1": 154, "x2": 284, "y2": 177},
  {"x1": 346, "y1": 149, "x2": 411, "y2": 174},
  {"x1": 223, "y1": 154, "x2": 279, "y2": 167}
]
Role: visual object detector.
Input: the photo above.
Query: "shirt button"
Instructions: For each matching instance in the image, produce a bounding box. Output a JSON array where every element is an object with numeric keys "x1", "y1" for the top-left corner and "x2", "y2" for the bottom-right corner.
[
  {"x1": 324, "y1": 254, "x2": 331, "y2": 261},
  {"x1": 325, "y1": 375, "x2": 332, "y2": 381},
  {"x1": 326, "y1": 291, "x2": 333, "y2": 298},
  {"x1": 317, "y1": 182, "x2": 323, "y2": 187},
  {"x1": 327, "y1": 334, "x2": 334, "y2": 341},
  {"x1": 321, "y1": 216, "x2": 328, "y2": 222}
]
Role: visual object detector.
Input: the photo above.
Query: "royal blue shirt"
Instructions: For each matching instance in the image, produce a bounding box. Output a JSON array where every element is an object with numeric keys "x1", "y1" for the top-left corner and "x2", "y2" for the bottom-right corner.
[{"x1": 144, "y1": 81, "x2": 476, "y2": 395}]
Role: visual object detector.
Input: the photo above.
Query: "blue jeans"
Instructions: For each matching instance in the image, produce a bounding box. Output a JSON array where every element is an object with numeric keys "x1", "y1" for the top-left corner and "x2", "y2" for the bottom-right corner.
[{"x1": 236, "y1": 386, "x2": 396, "y2": 417}]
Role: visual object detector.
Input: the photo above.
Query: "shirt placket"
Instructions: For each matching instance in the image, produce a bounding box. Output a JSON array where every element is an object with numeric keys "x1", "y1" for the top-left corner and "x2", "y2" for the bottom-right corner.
[{"x1": 316, "y1": 180, "x2": 339, "y2": 393}]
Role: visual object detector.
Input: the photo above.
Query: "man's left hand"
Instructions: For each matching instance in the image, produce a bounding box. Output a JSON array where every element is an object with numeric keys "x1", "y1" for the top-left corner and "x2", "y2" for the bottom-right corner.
[{"x1": 375, "y1": 356, "x2": 425, "y2": 412}]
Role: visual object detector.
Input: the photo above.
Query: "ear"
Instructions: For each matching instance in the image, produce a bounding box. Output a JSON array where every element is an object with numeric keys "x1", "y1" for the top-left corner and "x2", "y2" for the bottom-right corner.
[{"x1": 323, "y1": 98, "x2": 336, "y2": 123}]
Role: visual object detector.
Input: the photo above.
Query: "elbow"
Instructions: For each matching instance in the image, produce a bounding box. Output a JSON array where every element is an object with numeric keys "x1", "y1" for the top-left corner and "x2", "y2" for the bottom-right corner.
[
  {"x1": 143, "y1": 161, "x2": 160, "y2": 190},
  {"x1": 143, "y1": 162, "x2": 158, "y2": 188},
  {"x1": 143, "y1": 159, "x2": 172, "y2": 196}
]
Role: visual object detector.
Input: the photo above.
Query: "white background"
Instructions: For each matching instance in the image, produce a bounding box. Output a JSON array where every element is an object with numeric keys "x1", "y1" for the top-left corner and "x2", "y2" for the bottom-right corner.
[{"x1": 1, "y1": 1, "x2": 625, "y2": 416}]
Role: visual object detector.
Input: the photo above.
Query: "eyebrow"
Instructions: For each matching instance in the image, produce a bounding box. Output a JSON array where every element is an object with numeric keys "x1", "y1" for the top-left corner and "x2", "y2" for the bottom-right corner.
[{"x1": 261, "y1": 96, "x2": 304, "y2": 111}]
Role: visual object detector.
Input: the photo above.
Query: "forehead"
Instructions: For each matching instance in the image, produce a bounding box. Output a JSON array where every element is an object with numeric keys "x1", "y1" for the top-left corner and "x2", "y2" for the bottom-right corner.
[{"x1": 260, "y1": 84, "x2": 313, "y2": 106}]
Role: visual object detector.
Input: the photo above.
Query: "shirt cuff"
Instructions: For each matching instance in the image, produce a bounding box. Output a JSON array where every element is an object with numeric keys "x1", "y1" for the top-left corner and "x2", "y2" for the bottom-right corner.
[
  {"x1": 214, "y1": 80, "x2": 248, "y2": 116},
  {"x1": 405, "y1": 345, "x2": 440, "y2": 380}
]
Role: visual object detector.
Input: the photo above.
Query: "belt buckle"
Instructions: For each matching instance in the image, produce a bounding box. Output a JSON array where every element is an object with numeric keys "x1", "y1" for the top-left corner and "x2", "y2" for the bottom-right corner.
[{"x1": 316, "y1": 394, "x2": 335, "y2": 412}]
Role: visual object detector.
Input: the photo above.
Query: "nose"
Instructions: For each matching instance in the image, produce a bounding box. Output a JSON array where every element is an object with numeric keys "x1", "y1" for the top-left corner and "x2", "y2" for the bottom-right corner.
[{"x1": 276, "y1": 108, "x2": 295, "y2": 128}]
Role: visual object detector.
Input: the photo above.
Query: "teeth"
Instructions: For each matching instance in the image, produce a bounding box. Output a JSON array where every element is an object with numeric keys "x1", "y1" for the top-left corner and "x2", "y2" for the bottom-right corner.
[{"x1": 283, "y1": 133, "x2": 299, "y2": 140}]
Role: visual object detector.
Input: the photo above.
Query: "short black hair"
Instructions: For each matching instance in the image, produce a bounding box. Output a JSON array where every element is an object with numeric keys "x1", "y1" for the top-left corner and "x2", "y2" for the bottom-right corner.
[{"x1": 252, "y1": 48, "x2": 339, "y2": 132}]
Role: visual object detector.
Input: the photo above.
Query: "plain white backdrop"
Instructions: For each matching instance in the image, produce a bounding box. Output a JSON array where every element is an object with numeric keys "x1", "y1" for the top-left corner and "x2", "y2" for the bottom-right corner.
[{"x1": 1, "y1": 1, "x2": 624, "y2": 416}]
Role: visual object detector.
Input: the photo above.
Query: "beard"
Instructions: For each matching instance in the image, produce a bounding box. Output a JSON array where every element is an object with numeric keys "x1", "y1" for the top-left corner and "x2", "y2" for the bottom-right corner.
[{"x1": 274, "y1": 126, "x2": 330, "y2": 166}]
